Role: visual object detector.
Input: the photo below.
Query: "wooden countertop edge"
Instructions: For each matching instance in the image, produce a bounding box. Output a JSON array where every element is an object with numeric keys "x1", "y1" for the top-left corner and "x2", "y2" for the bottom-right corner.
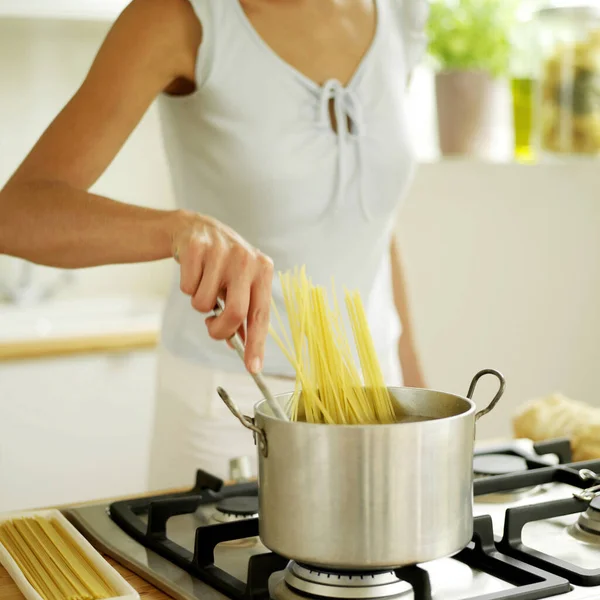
[{"x1": 0, "y1": 330, "x2": 159, "y2": 361}]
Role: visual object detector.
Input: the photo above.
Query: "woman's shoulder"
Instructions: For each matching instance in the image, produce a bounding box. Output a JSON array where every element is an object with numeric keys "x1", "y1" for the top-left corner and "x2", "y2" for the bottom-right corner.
[{"x1": 114, "y1": 0, "x2": 202, "y2": 86}]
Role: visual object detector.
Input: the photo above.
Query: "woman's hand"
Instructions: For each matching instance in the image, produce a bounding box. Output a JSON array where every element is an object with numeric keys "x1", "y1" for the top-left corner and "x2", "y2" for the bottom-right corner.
[{"x1": 172, "y1": 211, "x2": 274, "y2": 374}]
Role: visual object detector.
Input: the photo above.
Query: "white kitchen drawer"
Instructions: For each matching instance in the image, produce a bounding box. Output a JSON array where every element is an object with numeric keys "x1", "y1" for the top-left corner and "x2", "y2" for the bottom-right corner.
[{"x1": 0, "y1": 349, "x2": 157, "y2": 512}]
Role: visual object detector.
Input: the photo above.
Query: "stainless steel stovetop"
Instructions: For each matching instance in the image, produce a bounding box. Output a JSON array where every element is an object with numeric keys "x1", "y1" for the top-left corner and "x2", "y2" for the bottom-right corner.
[{"x1": 63, "y1": 439, "x2": 600, "y2": 600}]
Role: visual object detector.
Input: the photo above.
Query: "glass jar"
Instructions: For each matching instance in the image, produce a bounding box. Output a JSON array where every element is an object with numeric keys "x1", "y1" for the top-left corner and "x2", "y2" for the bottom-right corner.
[
  {"x1": 510, "y1": 7, "x2": 540, "y2": 162},
  {"x1": 534, "y1": 1, "x2": 600, "y2": 156}
]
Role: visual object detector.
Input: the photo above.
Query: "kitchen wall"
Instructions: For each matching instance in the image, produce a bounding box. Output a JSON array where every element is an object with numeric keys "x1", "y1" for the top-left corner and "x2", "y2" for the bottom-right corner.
[
  {"x1": 0, "y1": 17, "x2": 174, "y2": 298},
  {"x1": 399, "y1": 160, "x2": 600, "y2": 438},
  {"x1": 1, "y1": 15, "x2": 599, "y2": 441}
]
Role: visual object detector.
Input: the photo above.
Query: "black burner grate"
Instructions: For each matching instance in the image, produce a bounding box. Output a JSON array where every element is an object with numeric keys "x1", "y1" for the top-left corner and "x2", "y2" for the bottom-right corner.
[
  {"x1": 394, "y1": 515, "x2": 570, "y2": 600},
  {"x1": 109, "y1": 470, "x2": 571, "y2": 600},
  {"x1": 110, "y1": 470, "x2": 287, "y2": 600},
  {"x1": 474, "y1": 457, "x2": 600, "y2": 497},
  {"x1": 478, "y1": 458, "x2": 600, "y2": 586}
]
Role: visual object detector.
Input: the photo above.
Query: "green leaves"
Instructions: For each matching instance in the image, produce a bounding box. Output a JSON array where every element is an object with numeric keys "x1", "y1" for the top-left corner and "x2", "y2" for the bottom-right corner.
[{"x1": 427, "y1": 0, "x2": 517, "y2": 77}]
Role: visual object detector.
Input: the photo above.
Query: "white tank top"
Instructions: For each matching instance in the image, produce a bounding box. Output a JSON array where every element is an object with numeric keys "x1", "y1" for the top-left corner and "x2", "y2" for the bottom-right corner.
[{"x1": 157, "y1": 0, "x2": 428, "y2": 381}]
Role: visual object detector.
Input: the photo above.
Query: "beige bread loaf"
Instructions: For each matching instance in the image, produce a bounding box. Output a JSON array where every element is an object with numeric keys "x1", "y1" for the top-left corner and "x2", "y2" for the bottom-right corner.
[
  {"x1": 513, "y1": 393, "x2": 600, "y2": 462},
  {"x1": 572, "y1": 422, "x2": 600, "y2": 461}
]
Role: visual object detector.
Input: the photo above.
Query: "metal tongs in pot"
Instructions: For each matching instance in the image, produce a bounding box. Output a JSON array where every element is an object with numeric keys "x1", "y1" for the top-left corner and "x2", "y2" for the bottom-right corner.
[{"x1": 213, "y1": 298, "x2": 289, "y2": 421}]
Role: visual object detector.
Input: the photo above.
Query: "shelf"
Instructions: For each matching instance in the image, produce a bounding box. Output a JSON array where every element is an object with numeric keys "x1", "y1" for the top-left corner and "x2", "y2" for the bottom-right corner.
[
  {"x1": 0, "y1": 0, "x2": 130, "y2": 21},
  {"x1": 417, "y1": 155, "x2": 600, "y2": 166}
]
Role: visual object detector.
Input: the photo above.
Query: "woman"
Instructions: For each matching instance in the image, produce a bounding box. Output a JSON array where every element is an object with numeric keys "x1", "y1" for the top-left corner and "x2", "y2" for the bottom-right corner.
[{"x1": 0, "y1": 0, "x2": 428, "y2": 487}]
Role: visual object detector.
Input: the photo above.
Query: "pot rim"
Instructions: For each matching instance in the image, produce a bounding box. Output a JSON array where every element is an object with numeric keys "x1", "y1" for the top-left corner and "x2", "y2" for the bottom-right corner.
[{"x1": 254, "y1": 385, "x2": 477, "y2": 429}]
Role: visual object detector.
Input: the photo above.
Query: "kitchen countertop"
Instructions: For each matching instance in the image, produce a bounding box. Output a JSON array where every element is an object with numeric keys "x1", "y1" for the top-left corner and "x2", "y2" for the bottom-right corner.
[
  {"x1": 0, "y1": 296, "x2": 163, "y2": 360},
  {"x1": 0, "y1": 330, "x2": 159, "y2": 361}
]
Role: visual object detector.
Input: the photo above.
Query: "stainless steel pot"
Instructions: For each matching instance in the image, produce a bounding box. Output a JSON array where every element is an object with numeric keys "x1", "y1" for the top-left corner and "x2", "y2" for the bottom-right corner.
[{"x1": 218, "y1": 368, "x2": 505, "y2": 570}]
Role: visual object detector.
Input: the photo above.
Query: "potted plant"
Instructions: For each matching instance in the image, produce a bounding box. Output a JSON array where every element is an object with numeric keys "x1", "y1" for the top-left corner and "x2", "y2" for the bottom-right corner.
[{"x1": 427, "y1": 0, "x2": 516, "y2": 157}]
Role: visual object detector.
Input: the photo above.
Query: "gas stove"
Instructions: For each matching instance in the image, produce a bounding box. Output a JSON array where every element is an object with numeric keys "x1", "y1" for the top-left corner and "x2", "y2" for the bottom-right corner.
[{"x1": 63, "y1": 438, "x2": 600, "y2": 600}]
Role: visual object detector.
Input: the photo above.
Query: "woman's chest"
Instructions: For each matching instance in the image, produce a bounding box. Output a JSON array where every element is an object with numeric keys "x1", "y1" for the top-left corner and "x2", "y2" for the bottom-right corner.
[
  {"x1": 197, "y1": 62, "x2": 415, "y2": 227},
  {"x1": 238, "y1": 0, "x2": 378, "y2": 88},
  {"x1": 165, "y1": 8, "x2": 415, "y2": 234}
]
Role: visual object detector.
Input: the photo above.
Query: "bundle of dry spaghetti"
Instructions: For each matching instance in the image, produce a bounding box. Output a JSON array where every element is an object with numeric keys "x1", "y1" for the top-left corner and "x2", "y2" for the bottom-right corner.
[
  {"x1": 0, "y1": 515, "x2": 116, "y2": 600},
  {"x1": 269, "y1": 267, "x2": 398, "y2": 425}
]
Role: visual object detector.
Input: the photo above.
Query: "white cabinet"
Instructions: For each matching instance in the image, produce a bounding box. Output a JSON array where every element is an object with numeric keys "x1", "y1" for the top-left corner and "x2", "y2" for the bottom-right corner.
[{"x1": 0, "y1": 349, "x2": 157, "y2": 512}]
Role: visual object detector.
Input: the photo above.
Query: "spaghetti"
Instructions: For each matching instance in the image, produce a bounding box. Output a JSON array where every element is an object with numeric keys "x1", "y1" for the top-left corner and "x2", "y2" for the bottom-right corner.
[
  {"x1": 0, "y1": 516, "x2": 116, "y2": 600},
  {"x1": 269, "y1": 267, "x2": 398, "y2": 424}
]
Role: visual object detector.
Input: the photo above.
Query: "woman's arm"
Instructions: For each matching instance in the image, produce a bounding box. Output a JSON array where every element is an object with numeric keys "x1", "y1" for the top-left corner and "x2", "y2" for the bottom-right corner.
[
  {"x1": 390, "y1": 235, "x2": 426, "y2": 388},
  {"x1": 0, "y1": 0, "x2": 197, "y2": 267},
  {"x1": 0, "y1": 0, "x2": 273, "y2": 373}
]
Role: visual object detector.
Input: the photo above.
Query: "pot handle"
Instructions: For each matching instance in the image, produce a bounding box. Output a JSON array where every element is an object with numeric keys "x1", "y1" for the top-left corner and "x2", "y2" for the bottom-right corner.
[
  {"x1": 467, "y1": 369, "x2": 506, "y2": 422},
  {"x1": 217, "y1": 387, "x2": 268, "y2": 456}
]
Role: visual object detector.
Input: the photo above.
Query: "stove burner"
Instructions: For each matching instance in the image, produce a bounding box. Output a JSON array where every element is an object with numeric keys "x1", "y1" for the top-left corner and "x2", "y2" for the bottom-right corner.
[
  {"x1": 213, "y1": 496, "x2": 260, "y2": 545},
  {"x1": 268, "y1": 517, "x2": 571, "y2": 600},
  {"x1": 574, "y1": 496, "x2": 600, "y2": 538},
  {"x1": 474, "y1": 454, "x2": 529, "y2": 476},
  {"x1": 283, "y1": 563, "x2": 411, "y2": 599},
  {"x1": 216, "y1": 496, "x2": 259, "y2": 517},
  {"x1": 474, "y1": 454, "x2": 542, "y2": 503},
  {"x1": 472, "y1": 439, "x2": 575, "y2": 503}
]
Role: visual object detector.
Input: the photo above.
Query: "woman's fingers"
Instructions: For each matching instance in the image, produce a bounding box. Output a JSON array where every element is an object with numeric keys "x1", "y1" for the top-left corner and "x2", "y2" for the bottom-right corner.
[
  {"x1": 178, "y1": 233, "x2": 205, "y2": 297},
  {"x1": 174, "y1": 215, "x2": 274, "y2": 374},
  {"x1": 206, "y1": 258, "x2": 252, "y2": 342},
  {"x1": 193, "y1": 241, "x2": 226, "y2": 314},
  {"x1": 244, "y1": 256, "x2": 274, "y2": 373}
]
